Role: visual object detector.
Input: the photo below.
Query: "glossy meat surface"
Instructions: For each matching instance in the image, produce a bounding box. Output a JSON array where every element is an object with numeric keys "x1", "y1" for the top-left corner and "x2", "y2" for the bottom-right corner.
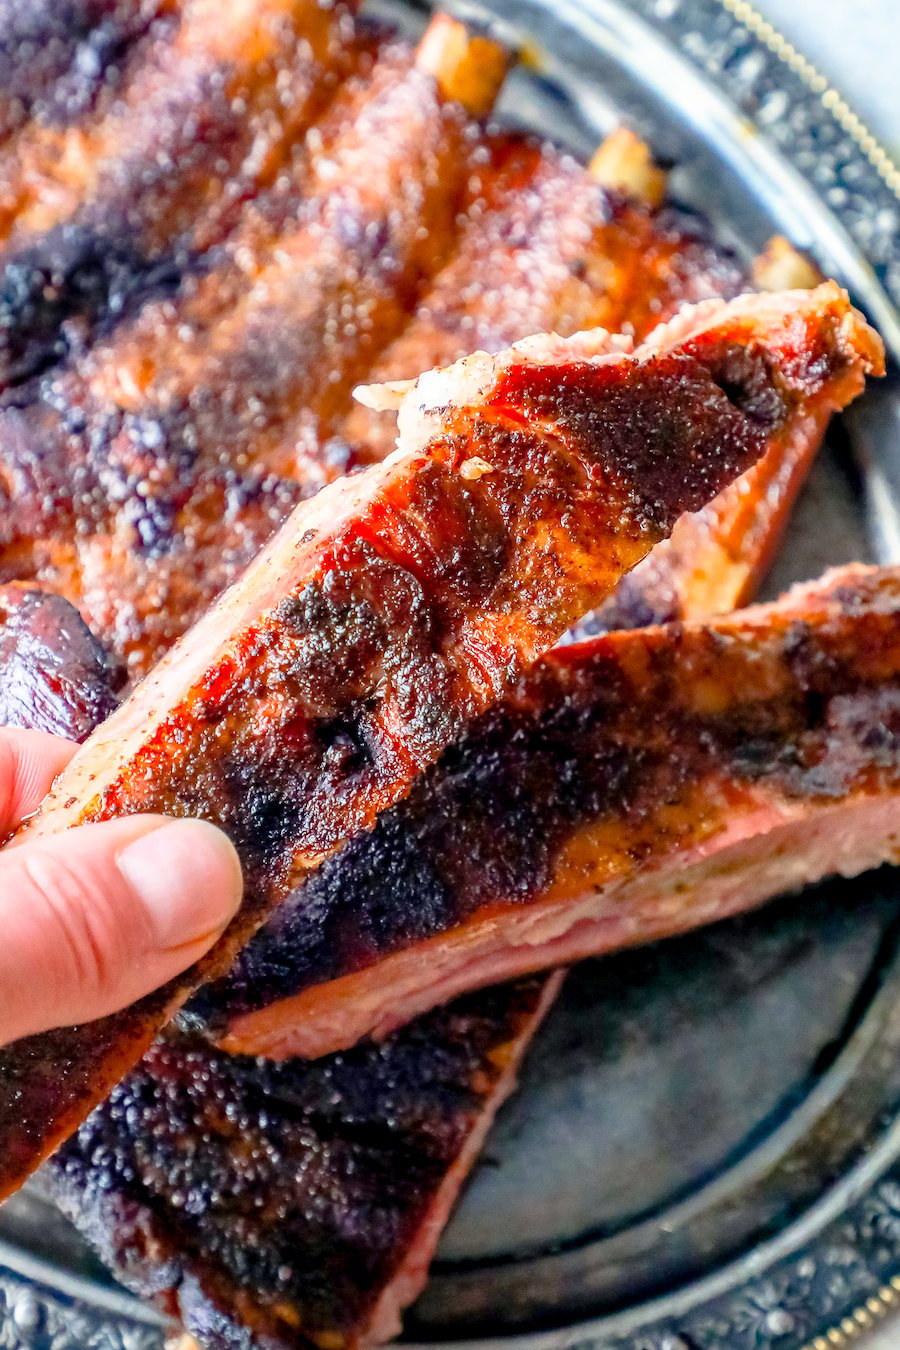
[
  {"x1": 0, "y1": 286, "x2": 846, "y2": 1199},
  {"x1": 0, "y1": 24, "x2": 500, "y2": 676},
  {"x1": 339, "y1": 134, "x2": 746, "y2": 461},
  {"x1": 0, "y1": 582, "x2": 123, "y2": 739},
  {"x1": 206, "y1": 563, "x2": 900, "y2": 1058}
]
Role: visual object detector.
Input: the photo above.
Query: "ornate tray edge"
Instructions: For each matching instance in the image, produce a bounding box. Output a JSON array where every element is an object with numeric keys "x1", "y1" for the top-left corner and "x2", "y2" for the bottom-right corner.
[
  {"x1": 3, "y1": 4, "x2": 900, "y2": 1350},
  {"x1": 638, "y1": 0, "x2": 900, "y2": 324}
]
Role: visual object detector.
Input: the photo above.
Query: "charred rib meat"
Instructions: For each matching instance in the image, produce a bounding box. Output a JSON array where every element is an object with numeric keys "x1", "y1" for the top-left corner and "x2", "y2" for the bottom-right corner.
[
  {"x1": 0, "y1": 286, "x2": 861, "y2": 1198},
  {"x1": 203, "y1": 563, "x2": 900, "y2": 1055},
  {"x1": 0, "y1": 578, "x2": 555, "y2": 1350}
]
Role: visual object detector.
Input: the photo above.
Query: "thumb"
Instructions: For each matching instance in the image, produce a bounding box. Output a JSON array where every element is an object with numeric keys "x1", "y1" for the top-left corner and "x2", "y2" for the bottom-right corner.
[{"x1": 0, "y1": 815, "x2": 242, "y2": 1045}]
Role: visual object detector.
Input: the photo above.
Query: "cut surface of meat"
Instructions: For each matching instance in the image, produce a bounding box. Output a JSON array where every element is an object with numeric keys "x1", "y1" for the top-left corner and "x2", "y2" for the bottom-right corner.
[
  {"x1": 0, "y1": 284, "x2": 863, "y2": 1200},
  {"x1": 50, "y1": 977, "x2": 561, "y2": 1350},
  {"x1": 200, "y1": 563, "x2": 900, "y2": 1059}
]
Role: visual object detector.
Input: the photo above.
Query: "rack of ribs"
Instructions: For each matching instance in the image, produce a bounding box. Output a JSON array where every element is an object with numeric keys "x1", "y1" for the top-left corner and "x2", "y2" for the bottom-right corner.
[
  {"x1": 0, "y1": 0, "x2": 370, "y2": 384},
  {"x1": 0, "y1": 283, "x2": 873, "y2": 1201},
  {"x1": 47, "y1": 560, "x2": 900, "y2": 1350},
  {"x1": 0, "y1": 14, "x2": 513, "y2": 675}
]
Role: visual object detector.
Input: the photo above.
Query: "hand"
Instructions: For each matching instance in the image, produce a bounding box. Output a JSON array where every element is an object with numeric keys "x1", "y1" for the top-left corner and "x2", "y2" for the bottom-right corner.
[{"x1": 0, "y1": 727, "x2": 242, "y2": 1047}]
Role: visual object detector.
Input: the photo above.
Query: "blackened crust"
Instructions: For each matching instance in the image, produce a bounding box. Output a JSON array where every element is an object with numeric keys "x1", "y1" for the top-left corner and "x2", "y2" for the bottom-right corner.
[
  {"x1": 197, "y1": 566, "x2": 900, "y2": 1032},
  {"x1": 50, "y1": 980, "x2": 549, "y2": 1350}
]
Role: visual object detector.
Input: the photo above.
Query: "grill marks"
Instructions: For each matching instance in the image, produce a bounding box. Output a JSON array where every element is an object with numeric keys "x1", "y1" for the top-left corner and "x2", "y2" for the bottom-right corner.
[{"x1": 0, "y1": 223, "x2": 189, "y2": 387}]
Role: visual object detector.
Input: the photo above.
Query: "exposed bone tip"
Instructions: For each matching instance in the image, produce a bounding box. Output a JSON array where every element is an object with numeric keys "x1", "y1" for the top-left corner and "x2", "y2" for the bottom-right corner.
[
  {"x1": 166, "y1": 1336, "x2": 201, "y2": 1350},
  {"x1": 353, "y1": 378, "x2": 416, "y2": 412},
  {"x1": 415, "y1": 13, "x2": 511, "y2": 116},
  {"x1": 589, "y1": 127, "x2": 667, "y2": 208},
  {"x1": 752, "y1": 236, "x2": 822, "y2": 292},
  {"x1": 459, "y1": 456, "x2": 494, "y2": 480}
]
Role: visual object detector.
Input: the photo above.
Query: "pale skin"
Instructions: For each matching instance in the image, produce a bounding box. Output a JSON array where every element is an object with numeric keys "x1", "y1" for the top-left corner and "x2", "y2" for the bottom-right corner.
[{"x1": 0, "y1": 727, "x2": 242, "y2": 1048}]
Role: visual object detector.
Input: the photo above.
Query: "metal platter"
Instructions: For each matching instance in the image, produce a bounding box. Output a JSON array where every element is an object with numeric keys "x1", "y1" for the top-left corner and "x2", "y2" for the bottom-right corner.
[{"x1": 2, "y1": 2, "x2": 900, "y2": 1348}]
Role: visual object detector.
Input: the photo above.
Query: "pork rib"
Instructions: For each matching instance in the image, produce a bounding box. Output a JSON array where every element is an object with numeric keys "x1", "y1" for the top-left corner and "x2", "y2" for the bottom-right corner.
[
  {"x1": 201, "y1": 561, "x2": 900, "y2": 1060},
  {"x1": 35, "y1": 270, "x2": 841, "y2": 1344},
  {"x1": 0, "y1": 583, "x2": 556, "y2": 1350},
  {"x1": 50, "y1": 560, "x2": 900, "y2": 1350},
  {"x1": 0, "y1": 17, "x2": 509, "y2": 677},
  {"x1": 0, "y1": 284, "x2": 870, "y2": 1200}
]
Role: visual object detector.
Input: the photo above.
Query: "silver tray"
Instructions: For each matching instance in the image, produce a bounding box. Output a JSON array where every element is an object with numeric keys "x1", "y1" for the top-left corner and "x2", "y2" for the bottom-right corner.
[{"x1": 3, "y1": 2, "x2": 900, "y2": 1348}]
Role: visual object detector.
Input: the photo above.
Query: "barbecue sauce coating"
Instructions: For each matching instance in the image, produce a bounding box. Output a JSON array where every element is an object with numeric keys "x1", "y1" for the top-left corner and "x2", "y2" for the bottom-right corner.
[
  {"x1": 198, "y1": 565, "x2": 900, "y2": 1048},
  {"x1": 51, "y1": 979, "x2": 551, "y2": 1350}
]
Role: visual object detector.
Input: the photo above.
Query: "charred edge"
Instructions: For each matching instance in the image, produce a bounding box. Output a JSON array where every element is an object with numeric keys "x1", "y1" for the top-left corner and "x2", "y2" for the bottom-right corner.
[
  {"x1": 0, "y1": 0, "x2": 164, "y2": 135},
  {"x1": 193, "y1": 616, "x2": 900, "y2": 1023},
  {"x1": 490, "y1": 345, "x2": 788, "y2": 533},
  {"x1": 0, "y1": 225, "x2": 195, "y2": 388},
  {"x1": 51, "y1": 981, "x2": 547, "y2": 1349},
  {"x1": 0, "y1": 586, "x2": 124, "y2": 740},
  {"x1": 186, "y1": 671, "x2": 649, "y2": 1023}
]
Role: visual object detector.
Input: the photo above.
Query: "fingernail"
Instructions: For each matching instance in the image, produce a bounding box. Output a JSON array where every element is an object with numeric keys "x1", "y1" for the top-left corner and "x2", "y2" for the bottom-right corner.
[{"x1": 117, "y1": 819, "x2": 243, "y2": 950}]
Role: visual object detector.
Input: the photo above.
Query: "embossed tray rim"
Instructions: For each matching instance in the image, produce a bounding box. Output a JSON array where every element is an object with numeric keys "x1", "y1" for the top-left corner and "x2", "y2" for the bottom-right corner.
[{"x1": 2, "y1": 2, "x2": 900, "y2": 1349}]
